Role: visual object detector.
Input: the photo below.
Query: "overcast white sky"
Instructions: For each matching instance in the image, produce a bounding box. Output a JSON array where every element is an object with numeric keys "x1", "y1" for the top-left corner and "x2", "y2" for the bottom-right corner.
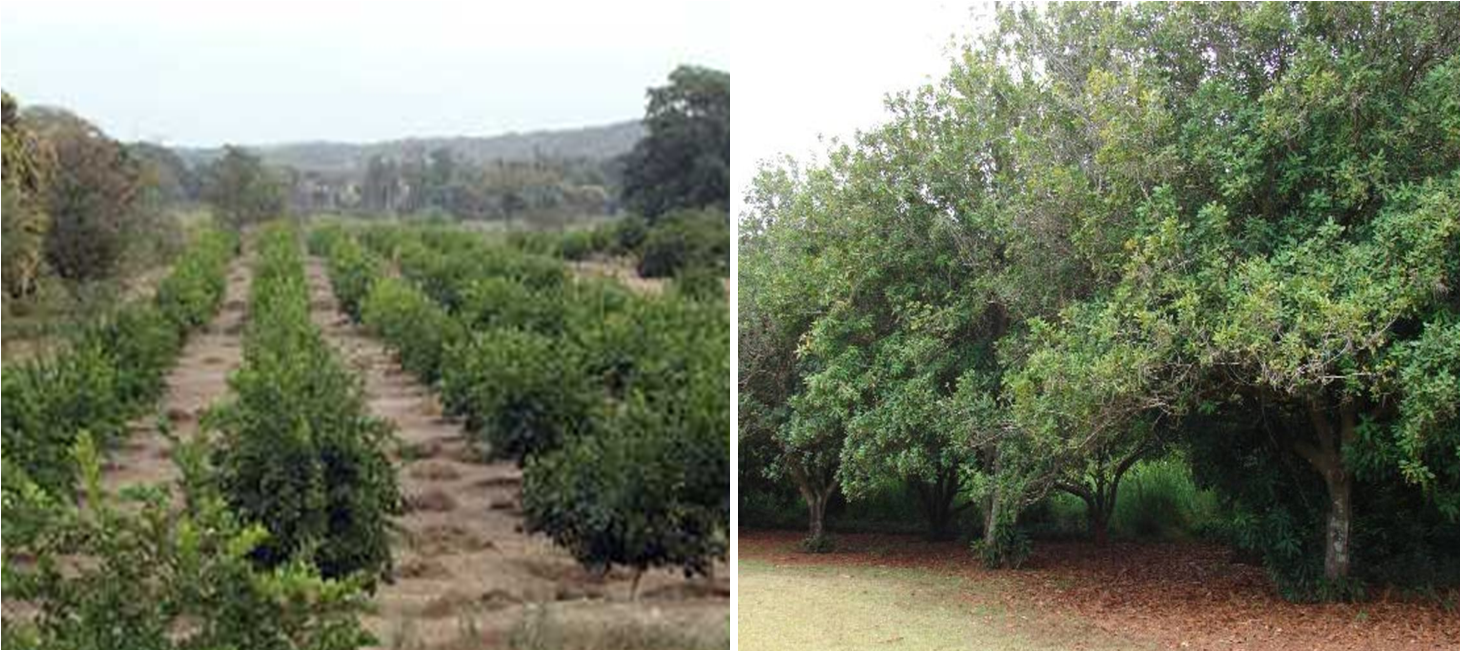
[
  {"x1": 729, "y1": 1, "x2": 996, "y2": 220},
  {"x1": 0, "y1": 0, "x2": 731, "y2": 146}
]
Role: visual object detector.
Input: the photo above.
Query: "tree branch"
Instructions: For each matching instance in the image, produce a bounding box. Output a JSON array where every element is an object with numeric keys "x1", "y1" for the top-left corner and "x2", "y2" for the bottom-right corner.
[{"x1": 1053, "y1": 480, "x2": 1095, "y2": 504}]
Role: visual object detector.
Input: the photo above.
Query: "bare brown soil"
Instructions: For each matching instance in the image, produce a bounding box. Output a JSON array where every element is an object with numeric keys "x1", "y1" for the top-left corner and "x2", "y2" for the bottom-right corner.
[
  {"x1": 741, "y1": 529, "x2": 1460, "y2": 651},
  {"x1": 101, "y1": 254, "x2": 253, "y2": 495},
  {"x1": 304, "y1": 258, "x2": 728, "y2": 649}
]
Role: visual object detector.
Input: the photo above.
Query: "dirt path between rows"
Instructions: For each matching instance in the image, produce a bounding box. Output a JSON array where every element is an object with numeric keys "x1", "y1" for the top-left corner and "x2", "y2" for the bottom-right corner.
[
  {"x1": 101, "y1": 252, "x2": 253, "y2": 495},
  {"x1": 303, "y1": 257, "x2": 728, "y2": 649}
]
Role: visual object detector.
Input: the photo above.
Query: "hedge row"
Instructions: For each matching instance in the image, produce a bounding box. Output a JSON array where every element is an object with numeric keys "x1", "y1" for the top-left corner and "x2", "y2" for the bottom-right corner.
[
  {"x1": 1, "y1": 228, "x2": 236, "y2": 494},
  {"x1": 365, "y1": 226, "x2": 726, "y2": 461},
  {"x1": 207, "y1": 223, "x2": 400, "y2": 583},
  {"x1": 328, "y1": 224, "x2": 729, "y2": 587},
  {"x1": 307, "y1": 225, "x2": 381, "y2": 322}
]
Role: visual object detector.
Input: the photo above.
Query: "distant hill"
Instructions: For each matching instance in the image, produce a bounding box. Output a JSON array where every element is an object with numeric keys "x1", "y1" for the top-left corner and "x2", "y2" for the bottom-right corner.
[{"x1": 172, "y1": 120, "x2": 645, "y2": 174}]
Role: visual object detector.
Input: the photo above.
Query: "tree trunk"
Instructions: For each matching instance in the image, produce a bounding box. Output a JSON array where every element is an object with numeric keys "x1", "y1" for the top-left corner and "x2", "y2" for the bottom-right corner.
[
  {"x1": 807, "y1": 490, "x2": 827, "y2": 539},
  {"x1": 1297, "y1": 399, "x2": 1359, "y2": 584},
  {"x1": 1055, "y1": 481, "x2": 1112, "y2": 546},
  {"x1": 979, "y1": 445, "x2": 1003, "y2": 546},
  {"x1": 791, "y1": 465, "x2": 836, "y2": 542},
  {"x1": 1322, "y1": 467, "x2": 1352, "y2": 582},
  {"x1": 914, "y1": 465, "x2": 961, "y2": 541},
  {"x1": 930, "y1": 492, "x2": 948, "y2": 540},
  {"x1": 982, "y1": 481, "x2": 1002, "y2": 545},
  {"x1": 1088, "y1": 506, "x2": 1109, "y2": 546}
]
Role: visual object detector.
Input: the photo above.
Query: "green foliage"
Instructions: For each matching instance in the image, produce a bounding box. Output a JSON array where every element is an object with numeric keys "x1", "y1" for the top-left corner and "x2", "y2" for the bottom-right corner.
[
  {"x1": 672, "y1": 266, "x2": 725, "y2": 302},
  {"x1": 1, "y1": 91, "x2": 53, "y2": 299},
  {"x1": 439, "y1": 328, "x2": 595, "y2": 463},
  {"x1": 153, "y1": 228, "x2": 235, "y2": 329},
  {"x1": 77, "y1": 304, "x2": 180, "y2": 407},
  {"x1": 621, "y1": 65, "x2": 729, "y2": 219},
  {"x1": 1374, "y1": 316, "x2": 1460, "y2": 513},
  {"x1": 504, "y1": 229, "x2": 563, "y2": 257},
  {"x1": 344, "y1": 221, "x2": 727, "y2": 583},
  {"x1": 208, "y1": 223, "x2": 400, "y2": 582},
  {"x1": 610, "y1": 214, "x2": 649, "y2": 255},
  {"x1": 459, "y1": 276, "x2": 567, "y2": 335},
  {"x1": 1, "y1": 434, "x2": 374, "y2": 649},
  {"x1": 569, "y1": 289, "x2": 728, "y2": 402},
  {"x1": 1, "y1": 228, "x2": 233, "y2": 494},
  {"x1": 1109, "y1": 455, "x2": 1220, "y2": 540},
  {"x1": 741, "y1": 1, "x2": 1458, "y2": 596},
  {"x1": 1, "y1": 341, "x2": 126, "y2": 493},
  {"x1": 204, "y1": 146, "x2": 286, "y2": 229},
  {"x1": 522, "y1": 398, "x2": 726, "y2": 580},
  {"x1": 344, "y1": 221, "x2": 727, "y2": 582},
  {"x1": 1028, "y1": 452, "x2": 1221, "y2": 541},
  {"x1": 40, "y1": 112, "x2": 143, "y2": 282},
  {"x1": 392, "y1": 231, "x2": 567, "y2": 313},
  {"x1": 313, "y1": 227, "x2": 383, "y2": 322},
  {"x1": 557, "y1": 227, "x2": 609, "y2": 261},
  {"x1": 549, "y1": 221, "x2": 628, "y2": 262},
  {"x1": 969, "y1": 513, "x2": 1031, "y2": 570},
  {"x1": 361, "y1": 276, "x2": 463, "y2": 383},
  {"x1": 636, "y1": 209, "x2": 729, "y2": 278}
]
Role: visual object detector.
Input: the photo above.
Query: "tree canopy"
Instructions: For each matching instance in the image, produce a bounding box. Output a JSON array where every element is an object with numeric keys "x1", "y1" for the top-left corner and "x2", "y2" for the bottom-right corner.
[
  {"x1": 2, "y1": 91, "x2": 55, "y2": 298},
  {"x1": 621, "y1": 65, "x2": 730, "y2": 219},
  {"x1": 740, "y1": 2, "x2": 1457, "y2": 598},
  {"x1": 204, "y1": 146, "x2": 286, "y2": 229}
]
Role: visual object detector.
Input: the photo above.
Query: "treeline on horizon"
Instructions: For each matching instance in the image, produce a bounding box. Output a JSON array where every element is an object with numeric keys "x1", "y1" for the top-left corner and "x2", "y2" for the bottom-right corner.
[
  {"x1": 2, "y1": 63, "x2": 730, "y2": 312},
  {"x1": 4, "y1": 64, "x2": 728, "y2": 238}
]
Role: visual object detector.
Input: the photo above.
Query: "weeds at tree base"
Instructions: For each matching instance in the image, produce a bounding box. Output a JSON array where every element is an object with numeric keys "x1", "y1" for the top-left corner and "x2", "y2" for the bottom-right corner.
[
  {"x1": 972, "y1": 527, "x2": 1032, "y2": 570},
  {"x1": 800, "y1": 533, "x2": 836, "y2": 553}
]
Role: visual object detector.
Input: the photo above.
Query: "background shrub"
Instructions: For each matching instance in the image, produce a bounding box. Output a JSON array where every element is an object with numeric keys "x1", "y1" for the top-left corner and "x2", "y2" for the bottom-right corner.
[
  {"x1": 610, "y1": 215, "x2": 649, "y2": 256},
  {"x1": 636, "y1": 209, "x2": 728, "y2": 279},
  {"x1": 673, "y1": 265, "x2": 725, "y2": 302},
  {"x1": 557, "y1": 229, "x2": 597, "y2": 261}
]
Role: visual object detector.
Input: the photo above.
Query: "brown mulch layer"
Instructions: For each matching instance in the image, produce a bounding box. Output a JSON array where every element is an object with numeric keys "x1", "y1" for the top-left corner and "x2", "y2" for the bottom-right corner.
[{"x1": 740, "y1": 529, "x2": 1460, "y2": 650}]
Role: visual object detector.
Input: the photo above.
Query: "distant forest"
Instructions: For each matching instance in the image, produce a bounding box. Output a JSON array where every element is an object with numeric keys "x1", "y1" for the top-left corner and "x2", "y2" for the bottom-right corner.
[
  {"x1": 173, "y1": 120, "x2": 645, "y2": 173},
  {"x1": 2, "y1": 64, "x2": 729, "y2": 306},
  {"x1": 121, "y1": 120, "x2": 646, "y2": 225}
]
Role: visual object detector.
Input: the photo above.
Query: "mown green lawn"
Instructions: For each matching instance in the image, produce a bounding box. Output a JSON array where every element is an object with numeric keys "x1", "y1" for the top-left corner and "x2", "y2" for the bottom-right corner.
[{"x1": 737, "y1": 558, "x2": 1146, "y2": 651}]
